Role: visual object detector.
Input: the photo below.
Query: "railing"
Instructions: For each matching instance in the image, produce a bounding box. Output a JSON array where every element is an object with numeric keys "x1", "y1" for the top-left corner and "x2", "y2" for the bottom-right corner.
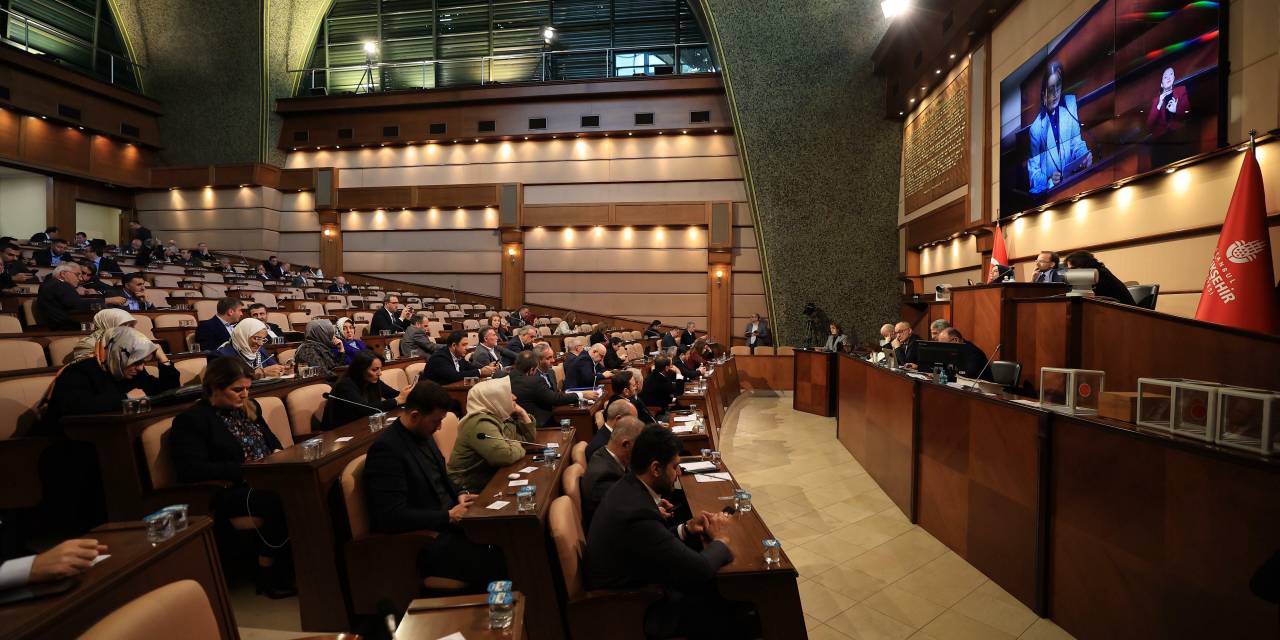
[
  {"x1": 0, "y1": 6, "x2": 144, "y2": 89},
  {"x1": 289, "y1": 43, "x2": 716, "y2": 95}
]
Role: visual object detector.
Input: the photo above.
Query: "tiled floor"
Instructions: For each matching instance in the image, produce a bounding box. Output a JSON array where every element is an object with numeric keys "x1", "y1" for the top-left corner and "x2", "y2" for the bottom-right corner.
[
  {"x1": 232, "y1": 392, "x2": 1078, "y2": 639},
  {"x1": 720, "y1": 393, "x2": 1076, "y2": 640}
]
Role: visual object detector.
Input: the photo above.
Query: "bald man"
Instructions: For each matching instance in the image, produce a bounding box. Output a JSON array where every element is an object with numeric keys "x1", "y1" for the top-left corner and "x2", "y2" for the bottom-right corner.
[
  {"x1": 878, "y1": 323, "x2": 894, "y2": 348},
  {"x1": 581, "y1": 416, "x2": 645, "y2": 526},
  {"x1": 587, "y1": 398, "x2": 637, "y2": 461},
  {"x1": 566, "y1": 343, "x2": 613, "y2": 390},
  {"x1": 892, "y1": 321, "x2": 921, "y2": 367}
]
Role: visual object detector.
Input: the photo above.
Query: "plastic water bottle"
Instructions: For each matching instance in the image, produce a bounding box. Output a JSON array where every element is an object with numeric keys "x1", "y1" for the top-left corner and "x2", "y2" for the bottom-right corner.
[{"x1": 487, "y1": 591, "x2": 514, "y2": 629}]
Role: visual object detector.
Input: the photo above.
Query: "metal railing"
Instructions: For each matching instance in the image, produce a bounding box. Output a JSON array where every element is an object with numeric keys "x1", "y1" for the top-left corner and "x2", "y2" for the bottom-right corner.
[
  {"x1": 0, "y1": 6, "x2": 144, "y2": 89},
  {"x1": 290, "y1": 43, "x2": 716, "y2": 95}
]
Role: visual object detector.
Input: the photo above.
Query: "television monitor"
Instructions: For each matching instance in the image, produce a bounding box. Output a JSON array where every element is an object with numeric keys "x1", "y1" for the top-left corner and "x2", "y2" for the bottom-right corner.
[
  {"x1": 998, "y1": 0, "x2": 1224, "y2": 216},
  {"x1": 916, "y1": 341, "x2": 966, "y2": 373}
]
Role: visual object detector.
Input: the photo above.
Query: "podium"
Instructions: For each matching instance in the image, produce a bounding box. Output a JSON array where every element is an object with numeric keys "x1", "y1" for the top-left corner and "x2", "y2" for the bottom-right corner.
[
  {"x1": 948, "y1": 282, "x2": 1069, "y2": 361},
  {"x1": 793, "y1": 348, "x2": 836, "y2": 415}
]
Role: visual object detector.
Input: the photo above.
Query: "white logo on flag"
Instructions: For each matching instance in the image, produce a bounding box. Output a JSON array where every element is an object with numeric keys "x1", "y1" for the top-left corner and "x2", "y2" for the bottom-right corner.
[{"x1": 1226, "y1": 239, "x2": 1267, "y2": 264}]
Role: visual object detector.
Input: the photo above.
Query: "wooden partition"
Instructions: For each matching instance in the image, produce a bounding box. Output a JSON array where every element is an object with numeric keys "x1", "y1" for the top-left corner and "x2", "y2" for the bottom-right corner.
[
  {"x1": 733, "y1": 353, "x2": 795, "y2": 390},
  {"x1": 836, "y1": 356, "x2": 916, "y2": 518},
  {"x1": 792, "y1": 348, "x2": 836, "y2": 415},
  {"x1": 947, "y1": 282, "x2": 1069, "y2": 363}
]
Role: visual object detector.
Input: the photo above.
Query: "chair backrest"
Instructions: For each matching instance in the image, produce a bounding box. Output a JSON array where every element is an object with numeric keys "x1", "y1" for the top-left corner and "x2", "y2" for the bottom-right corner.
[
  {"x1": 47, "y1": 336, "x2": 82, "y2": 365},
  {"x1": 200, "y1": 284, "x2": 226, "y2": 299},
  {"x1": 276, "y1": 348, "x2": 297, "y2": 365},
  {"x1": 0, "y1": 373, "x2": 55, "y2": 439},
  {"x1": 256, "y1": 395, "x2": 294, "y2": 448},
  {"x1": 989, "y1": 360, "x2": 1023, "y2": 387},
  {"x1": 253, "y1": 292, "x2": 278, "y2": 308},
  {"x1": 154, "y1": 313, "x2": 197, "y2": 329},
  {"x1": 131, "y1": 315, "x2": 155, "y2": 339},
  {"x1": 341, "y1": 454, "x2": 371, "y2": 541},
  {"x1": 562, "y1": 462, "x2": 585, "y2": 514},
  {"x1": 143, "y1": 289, "x2": 171, "y2": 308},
  {"x1": 0, "y1": 314, "x2": 19, "y2": 333},
  {"x1": 434, "y1": 412, "x2": 460, "y2": 463},
  {"x1": 571, "y1": 441, "x2": 587, "y2": 467},
  {"x1": 288, "y1": 312, "x2": 311, "y2": 329},
  {"x1": 172, "y1": 358, "x2": 206, "y2": 385},
  {"x1": 301, "y1": 302, "x2": 325, "y2": 316},
  {"x1": 152, "y1": 274, "x2": 182, "y2": 288},
  {"x1": 20, "y1": 299, "x2": 36, "y2": 326},
  {"x1": 730, "y1": 345, "x2": 751, "y2": 355},
  {"x1": 552, "y1": 364, "x2": 565, "y2": 389},
  {"x1": 194, "y1": 300, "x2": 219, "y2": 321},
  {"x1": 324, "y1": 302, "x2": 347, "y2": 314},
  {"x1": 1127, "y1": 284, "x2": 1160, "y2": 310},
  {"x1": 0, "y1": 340, "x2": 48, "y2": 371},
  {"x1": 538, "y1": 326, "x2": 552, "y2": 336},
  {"x1": 139, "y1": 416, "x2": 179, "y2": 490},
  {"x1": 286, "y1": 383, "x2": 331, "y2": 437},
  {"x1": 444, "y1": 303, "x2": 459, "y2": 310},
  {"x1": 79, "y1": 579, "x2": 220, "y2": 640},
  {"x1": 354, "y1": 311, "x2": 373, "y2": 324},
  {"x1": 405, "y1": 362, "x2": 425, "y2": 382},
  {"x1": 389, "y1": 338, "x2": 402, "y2": 357},
  {"x1": 463, "y1": 319, "x2": 479, "y2": 330},
  {"x1": 548, "y1": 495, "x2": 586, "y2": 600},
  {"x1": 267, "y1": 312, "x2": 291, "y2": 331},
  {"x1": 774, "y1": 346, "x2": 795, "y2": 356},
  {"x1": 202, "y1": 272, "x2": 225, "y2": 283},
  {"x1": 381, "y1": 367, "x2": 407, "y2": 390}
]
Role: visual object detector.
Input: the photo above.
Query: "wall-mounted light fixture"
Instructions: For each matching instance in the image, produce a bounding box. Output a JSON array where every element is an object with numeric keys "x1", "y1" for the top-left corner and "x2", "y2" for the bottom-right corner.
[
  {"x1": 507, "y1": 246, "x2": 518, "y2": 264},
  {"x1": 322, "y1": 227, "x2": 336, "y2": 238},
  {"x1": 714, "y1": 269, "x2": 724, "y2": 287}
]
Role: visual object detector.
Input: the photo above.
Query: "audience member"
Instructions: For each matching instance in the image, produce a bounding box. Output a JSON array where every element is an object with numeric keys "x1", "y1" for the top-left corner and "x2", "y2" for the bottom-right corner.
[
  {"x1": 584, "y1": 425, "x2": 739, "y2": 639},
  {"x1": 321, "y1": 350, "x2": 410, "y2": 430},
  {"x1": 604, "y1": 336, "x2": 627, "y2": 369},
  {"x1": 66, "y1": 309, "x2": 136, "y2": 363},
  {"x1": 681, "y1": 322, "x2": 697, "y2": 348},
  {"x1": 470, "y1": 327, "x2": 515, "y2": 369},
  {"x1": 254, "y1": 264, "x2": 270, "y2": 281},
  {"x1": 362, "y1": 380, "x2": 507, "y2": 588},
  {"x1": 553, "y1": 312, "x2": 577, "y2": 335},
  {"x1": 892, "y1": 321, "x2": 920, "y2": 367},
  {"x1": 604, "y1": 369, "x2": 656, "y2": 425},
  {"x1": 195, "y1": 297, "x2": 243, "y2": 351},
  {"x1": 878, "y1": 323, "x2": 894, "y2": 348},
  {"x1": 70, "y1": 231, "x2": 90, "y2": 249},
  {"x1": 212, "y1": 318, "x2": 284, "y2": 378},
  {"x1": 1, "y1": 242, "x2": 36, "y2": 293},
  {"x1": 293, "y1": 319, "x2": 339, "y2": 377},
  {"x1": 674, "y1": 347, "x2": 706, "y2": 381},
  {"x1": 587, "y1": 396, "x2": 637, "y2": 461},
  {"x1": 929, "y1": 319, "x2": 952, "y2": 341},
  {"x1": 85, "y1": 244, "x2": 122, "y2": 277},
  {"x1": 122, "y1": 238, "x2": 144, "y2": 257},
  {"x1": 487, "y1": 314, "x2": 511, "y2": 341},
  {"x1": 510, "y1": 350, "x2": 595, "y2": 427},
  {"x1": 400, "y1": 313, "x2": 439, "y2": 357},
  {"x1": 531, "y1": 343, "x2": 561, "y2": 392},
  {"x1": 581, "y1": 416, "x2": 645, "y2": 527},
  {"x1": 589, "y1": 324, "x2": 608, "y2": 346},
  {"x1": 566, "y1": 343, "x2": 612, "y2": 389},
  {"x1": 938, "y1": 327, "x2": 992, "y2": 380},
  {"x1": 127, "y1": 220, "x2": 153, "y2": 244},
  {"x1": 1031, "y1": 251, "x2": 1066, "y2": 283},
  {"x1": 247, "y1": 303, "x2": 285, "y2": 340},
  {"x1": 643, "y1": 320, "x2": 663, "y2": 339},
  {"x1": 824, "y1": 322, "x2": 847, "y2": 351},
  {"x1": 506, "y1": 325, "x2": 536, "y2": 353},
  {"x1": 426, "y1": 330, "x2": 495, "y2": 385},
  {"x1": 744, "y1": 313, "x2": 771, "y2": 351},
  {"x1": 114, "y1": 272, "x2": 155, "y2": 311},
  {"x1": 264, "y1": 256, "x2": 284, "y2": 279},
  {"x1": 29, "y1": 226, "x2": 59, "y2": 244},
  {"x1": 640, "y1": 355, "x2": 684, "y2": 412},
  {"x1": 370, "y1": 295, "x2": 413, "y2": 335},
  {"x1": 193, "y1": 242, "x2": 214, "y2": 262},
  {"x1": 446, "y1": 376, "x2": 536, "y2": 492},
  {"x1": 1064, "y1": 250, "x2": 1137, "y2": 305},
  {"x1": 36, "y1": 264, "x2": 124, "y2": 330},
  {"x1": 33, "y1": 238, "x2": 69, "y2": 267},
  {"x1": 328, "y1": 276, "x2": 352, "y2": 293},
  {"x1": 78, "y1": 263, "x2": 110, "y2": 295},
  {"x1": 333, "y1": 317, "x2": 369, "y2": 365},
  {"x1": 174, "y1": 248, "x2": 196, "y2": 267},
  {"x1": 0, "y1": 538, "x2": 108, "y2": 591},
  {"x1": 660, "y1": 327, "x2": 682, "y2": 350}
]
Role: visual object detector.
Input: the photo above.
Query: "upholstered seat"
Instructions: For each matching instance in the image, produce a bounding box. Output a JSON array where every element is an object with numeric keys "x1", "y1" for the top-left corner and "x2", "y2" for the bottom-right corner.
[
  {"x1": 285, "y1": 383, "x2": 330, "y2": 438},
  {"x1": 79, "y1": 580, "x2": 221, "y2": 640},
  {"x1": 0, "y1": 340, "x2": 48, "y2": 371},
  {"x1": 562, "y1": 462, "x2": 585, "y2": 513}
]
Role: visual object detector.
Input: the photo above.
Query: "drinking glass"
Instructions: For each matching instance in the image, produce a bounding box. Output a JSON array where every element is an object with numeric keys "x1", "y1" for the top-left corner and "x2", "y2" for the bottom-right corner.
[
  {"x1": 763, "y1": 538, "x2": 781, "y2": 565},
  {"x1": 709, "y1": 450, "x2": 722, "y2": 467},
  {"x1": 559, "y1": 418, "x2": 572, "y2": 438},
  {"x1": 734, "y1": 490, "x2": 753, "y2": 513},
  {"x1": 161, "y1": 504, "x2": 190, "y2": 531},
  {"x1": 516, "y1": 485, "x2": 536, "y2": 513},
  {"x1": 144, "y1": 511, "x2": 175, "y2": 544},
  {"x1": 301, "y1": 437, "x2": 323, "y2": 461}
]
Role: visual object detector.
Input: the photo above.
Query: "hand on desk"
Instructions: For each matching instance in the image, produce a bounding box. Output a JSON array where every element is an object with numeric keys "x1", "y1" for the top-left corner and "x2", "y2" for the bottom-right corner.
[
  {"x1": 449, "y1": 494, "x2": 477, "y2": 524},
  {"x1": 30, "y1": 539, "x2": 108, "y2": 583},
  {"x1": 701, "y1": 511, "x2": 732, "y2": 547}
]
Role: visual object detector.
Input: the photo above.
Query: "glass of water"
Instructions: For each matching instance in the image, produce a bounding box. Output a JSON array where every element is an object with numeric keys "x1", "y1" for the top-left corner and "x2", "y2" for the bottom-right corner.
[
  {"x1": 144, "y1": 511, "x2": 175, "y2": 545},
  {"x1": 559, "y1": 418, "x2": 572, "y2": 438},
  {"x1": 487, "y1": 590, "x2": 515, "y2": 629},
  {"x1": 301, "y1": 437, "x2": 323, "y2": 461},
  {"x1": 709, "y1": 450, "x2": 722, "y2": 467},
  {"x1": 161, "y1": 504, "x2": 190, "y2": 531},
  {"x1": 763, "y1": 538, "x2": 781, "y2": 565},
  {"x1": 368, "y1": 413, "x2": 386, "y2": 432},
  {"x1": 700, "y1": 448, "x2": 712, "y2": 460},
  {"x1": 734, "y1": 490, "x2": 753, "y2": 513},
  {"x1": 516, "y1": 485, "x2": 536, "y2": 513}
]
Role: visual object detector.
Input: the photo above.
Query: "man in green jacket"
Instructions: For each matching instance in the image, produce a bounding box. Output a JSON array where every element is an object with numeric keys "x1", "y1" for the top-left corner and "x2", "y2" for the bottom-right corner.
[{"x1": 447, "y1": 376, "x2": 538, "y2": 492}]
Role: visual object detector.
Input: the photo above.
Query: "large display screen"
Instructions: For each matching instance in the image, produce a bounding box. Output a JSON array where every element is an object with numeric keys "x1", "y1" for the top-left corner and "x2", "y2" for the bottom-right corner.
[{"x1": 998, "y1": 0, "x2": 1223, "y2": 215}]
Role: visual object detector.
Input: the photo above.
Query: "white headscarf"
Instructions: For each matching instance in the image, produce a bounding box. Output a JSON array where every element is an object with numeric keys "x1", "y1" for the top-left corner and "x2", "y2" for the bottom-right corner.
[
  {"x1": 227, "y1": 317, "x2": 268, "y2": 367},
  {"x1": 335, "y1": 317, "x2": 357, "y2": 344},
  {"x1": 462, "y1": 376, "x2": 514, "y2": 424},
  {"x1": 69, "y1": 308, "x2": 136, "y2": 363}
]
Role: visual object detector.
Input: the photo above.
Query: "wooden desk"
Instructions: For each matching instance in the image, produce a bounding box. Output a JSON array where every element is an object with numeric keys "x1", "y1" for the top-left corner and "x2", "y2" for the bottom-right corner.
[
  {"x1": 681, "y1": 461, "x2": 805, "y2": 639},
  {"x1": 395, "y1": 593, "x2": 525, "y2": 639},
  {"x1": 947, "y1": 282, "x2": 1068, "y2": 361},
  {"x1": 835, "y1": 356, "x2": 917, "y2": 519},
  {"x1": 461, "y1": 428, "x2": 574, "y2": 640},
  {"x1": 793, "y1": 348, "x2": 837, "y2": 416},
  {"x1": 0, "y1": 517, "x2": 237, "y2": 639},
  {"x1": 241, "y1": 410, "x2": 396, "y2": 632}
]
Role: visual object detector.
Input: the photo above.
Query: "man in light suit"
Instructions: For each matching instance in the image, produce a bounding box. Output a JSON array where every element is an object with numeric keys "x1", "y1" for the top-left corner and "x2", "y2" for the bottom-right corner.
[
  {"x1": 1030, "y1": 251, "x2": 1066, "y2": 284},
  {"x1": 400, "y1": 313, "x2": 439, "y2": 357},
  {"x1": 470, "y1": 327, "x2": 516, "y2": 370},
  {"x1": 743, "y1": 313, "x2": 771, "y2": 352},
  {"x1": 581, "y1": 416, "x2": 644, "y2": 528},
  {"x1": 1027, "y1": 61, "x2": 1092, "y2": 194}
]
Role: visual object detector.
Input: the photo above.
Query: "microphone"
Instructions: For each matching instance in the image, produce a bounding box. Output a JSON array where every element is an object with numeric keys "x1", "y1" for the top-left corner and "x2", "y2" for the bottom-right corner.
[
  {"x1": 476, "y1": 432, "x2": 544, "y2": 447},
  {"x1": 321, "y1": 392, "x2": 389, "y2": 414},
  {"x1": 967, "y1": 344, "x2": 1003, "y2": 390}
]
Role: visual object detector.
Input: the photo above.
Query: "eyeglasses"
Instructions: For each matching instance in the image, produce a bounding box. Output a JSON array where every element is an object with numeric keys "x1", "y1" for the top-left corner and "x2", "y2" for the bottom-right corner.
[{"x1": 249, "y1": 335, "x2": 268, "y2": 344}]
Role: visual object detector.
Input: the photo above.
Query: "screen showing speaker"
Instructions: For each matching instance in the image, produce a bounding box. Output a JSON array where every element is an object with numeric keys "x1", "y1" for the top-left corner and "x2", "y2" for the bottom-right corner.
[{"x1": 998, "y1": 0, "x2": 1223, "y2": 216}]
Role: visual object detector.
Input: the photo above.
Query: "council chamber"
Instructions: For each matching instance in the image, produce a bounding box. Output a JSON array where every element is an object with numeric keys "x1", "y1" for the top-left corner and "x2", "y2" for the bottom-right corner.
[{"x1": 0, "y1": 0, "x2": 1277, "y2": 639}]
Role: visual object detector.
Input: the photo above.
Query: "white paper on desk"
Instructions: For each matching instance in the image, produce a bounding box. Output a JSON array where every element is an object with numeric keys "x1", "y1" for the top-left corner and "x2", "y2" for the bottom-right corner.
[
  {"x1": 695, "y1": 472, "x2": 732, "y2": 483},
  {"x1": 334, "y1": 436, "x2": 353, "y2": 443},
  {"x1": 671, "y1": 425, "x2": 694, "y2": 434},
  {"x1": 508, "y1": 479, "x2": 528, "y2": 487},
  {"x1": 518, "y1": 466, "x2": 538, "y2": 474},
  {"x1": 91, "y1": 554, "x2": 111, "y2": 567},
  {"x1": 678, "y1": 460, "x2": 717, "y2": 473},
  {"x1": 437, "y1": 632, "x2": 466, "y2": 640},
  {"x1": 545, "y1": 442, "x2": 560, "y2": 448},
  {"x1": 905, "y1": 372, "x2": 930, "y2": 380},
  {"x1": 486, "y1": 501, "x2": 510, "y2": 510},
  {"x1": 674, "y1": 371, "x2": 684, "y2": 380},
  {"x1": 673, "y1": 415, "x2": 696, "y2": 422}
]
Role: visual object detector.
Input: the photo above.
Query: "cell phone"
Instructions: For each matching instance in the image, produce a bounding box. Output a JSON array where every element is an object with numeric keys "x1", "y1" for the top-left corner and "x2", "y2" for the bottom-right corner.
[{"x1": 531, "y1": 454, "x2": 545, "y2": 462}]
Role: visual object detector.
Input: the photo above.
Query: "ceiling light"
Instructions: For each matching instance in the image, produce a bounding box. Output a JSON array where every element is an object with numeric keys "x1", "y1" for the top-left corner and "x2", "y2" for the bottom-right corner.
[
  {"x1": 682, "y1": 130, "x2": 687, "y2": 134},
  {"x1": 909, "y1": 98, "x2": 916, "y2": 103},
  {"x1": 1166, "y1": 167, "x2": 1177, "y2": 174},
  {"x1": 935, "y1": 69, "x2": 941, "y2": 74},
  {"x1": 949, "y1": 53, "x2": 956, "y2": 60},
  {"x1": 899, "y1": 111, "x2": 904, "y2": 116},
  {"x1": 881, "y1": 0, "x2": 910, "y2": 19}
]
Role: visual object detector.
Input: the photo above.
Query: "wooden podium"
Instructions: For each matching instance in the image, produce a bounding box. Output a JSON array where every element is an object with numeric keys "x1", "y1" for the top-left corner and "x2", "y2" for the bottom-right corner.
[
  {"x1": 793, "y1": 348, "x2": 836, "y2": 416},
  {"x1": 948, "y1": 282, "x2": 1069, "y2": 362}
]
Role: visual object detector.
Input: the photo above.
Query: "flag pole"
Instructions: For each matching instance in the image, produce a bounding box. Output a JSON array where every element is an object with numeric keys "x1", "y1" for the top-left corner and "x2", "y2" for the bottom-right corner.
[{"x1": 1249, "y1": 128, "x2": 1256, "y2": 151}]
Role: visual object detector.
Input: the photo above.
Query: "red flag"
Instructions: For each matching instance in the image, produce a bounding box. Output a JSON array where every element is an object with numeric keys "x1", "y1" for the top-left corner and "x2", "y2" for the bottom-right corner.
[
  {"x1": 1195, "y1": 146, "x2": 1279, "y2": 334},
  {"x1": 987, "y1": 224, "x2": 1010, "y2": 283}
]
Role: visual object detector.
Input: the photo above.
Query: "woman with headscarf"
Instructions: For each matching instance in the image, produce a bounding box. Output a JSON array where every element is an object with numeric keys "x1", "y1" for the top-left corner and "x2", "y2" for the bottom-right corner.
[
  {"x1": 293, "y1": 318, "x2": 338, "y2": 377},
  {"x1": 320, "y1": 350, "x2": 411, "y2": 430},
  {"x1": 66, "y1": 308, "x2": 137, "y2": 363},
  {"x1": 445, "y1": 376, "x2": 536, "y2": 492},
  {"x1": 168, "y1": 357, "x2": 294, "y2": 598},
  {"x1": 332, "y1": 317, "x2": 369, "y2": 366},
  {"x1": 40, "y1": 326, "x2": 180, "y2": 436},
  {"x1": 212, "y1": 317, "x2": 284, "y2": 378}
]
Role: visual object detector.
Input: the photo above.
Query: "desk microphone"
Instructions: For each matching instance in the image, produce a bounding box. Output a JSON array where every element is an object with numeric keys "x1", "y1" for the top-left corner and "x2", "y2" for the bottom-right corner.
[
  {"x1": 477, "y1": 432, "x2": 544, "y2": 447},
  {"x1": 321, "y1": 392, "x2": 389, "y2": 414},
  {"x1": 967, "y1": 344, "x2": 1002, "y2": 391}
]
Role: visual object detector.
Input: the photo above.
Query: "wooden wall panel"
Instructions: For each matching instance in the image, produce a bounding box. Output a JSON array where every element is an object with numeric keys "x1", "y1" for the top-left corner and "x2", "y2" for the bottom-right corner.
[
  {"x1": 415, "y1": 184, "x2": 499, "y2": 207},
  {"x1": 613, "y1": 202, "x2": 707, "y2": 225},
  {"x1": 335, "y1": 186, "x2": 415, "y2": 210},
  {"x1": 522, "y1": 204, "x2": 610, "y2": 227},
  {"x1": 149, "y1": 166, "x2": 213, "y2": 187},
  {"x1": 0, "y1": 108, "x2": 19, "y2": 157},
  {"x1": 1013, "y1": 299, "x2": 1073, "y2": 390},
  {"x1": 19, "y1": 118, "x2": 92, "y2": 175},
  {"x1": 904, "y1": 196, "x2": 967, "y2": 247},
  {"x1": 835, "y1": 356, "x2": 916, "y2": 518},
  {"x1": 279, "y1": 168, "x2": 317, "y2": 191},
  {"x1": 89, "y1": 136, "x2": 151, "y2": 186}
]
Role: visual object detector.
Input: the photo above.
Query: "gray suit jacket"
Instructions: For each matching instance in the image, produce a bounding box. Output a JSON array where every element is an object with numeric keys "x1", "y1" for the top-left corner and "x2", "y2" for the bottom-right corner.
[
  {"x1": 744, "y1": 319, "x2": 771, "y2": 346},
  {"x1": 470, "y1": 343, "x2": 516, "y2": 368},
  {"x1": 400, "y1": 325, "x2": 438, "y2": 358}
]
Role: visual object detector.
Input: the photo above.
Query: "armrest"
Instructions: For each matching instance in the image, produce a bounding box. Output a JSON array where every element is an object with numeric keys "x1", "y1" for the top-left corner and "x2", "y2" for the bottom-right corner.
[
  {"x1": 0, "y1": 437, "x2": 52, "y2": 509},
  {"x1": 568, "y1": 586, "x2": 664, "y2": 640}
]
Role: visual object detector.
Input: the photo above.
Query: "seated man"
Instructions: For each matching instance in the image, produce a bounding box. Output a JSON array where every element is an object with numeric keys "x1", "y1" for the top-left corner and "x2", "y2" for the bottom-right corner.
[
  {"x1": 246, "y1": 303, "x2": 285, "y2": 340},
  {"x1": 1, "y1": 241, "x2": 37, "y2": 293},
  {"x1": 114, "y1": 272, "x2": 155, "y2": 311},
  {"x1": 531, "y1": 343, "x2": 561, "y2": 392},
  {"x1": 680, "y1": 322, "x2": 697, "y2": 348},
  {"x1": 426, "y1": 330, "x2": 496, "y2": 385},
  {"x1": 640, "y1": 356, "x2": 684, "y2": 412},
  {"x1": 195, "y1": 297, "x2": 244, "y2": 352},
  {"x1": 604, "y1": 369, "x2": 656, "y2": 426},
  {"x1": 29, "y1": 226, "x2": 58, "y2": 244},
  {"x1": 400, "y1": 312, "x2": 439, "y2": 358},
  {"x1": 470, "y1": 327, "x2": 516, "y2": 370},
  {"x1": 370, "y1": 295, "x2": 413, "y2": 335},
  {"x1": 891, "y1": 321, "x2": 920, "y2": 367},
  {"x1": 362, "y1": 380, "x2": 506, "y2": 588},
  {"x1": 33, "y1": 238, "x2": 69, "y2": 267},
  {"x1": 510, "y1": 350, "x2": 596, "y2": 427},
  {"x1": 660, "y1": 327, "x2": 682, "y2": 351},
  {"x1": 85, "y1": 244, "x2": 122, "y2": 278},
  {"x1": 565, "y1": 343, "x2": 613, "y2": 390},
  {"x1": 0, "y1": 537, "x2": 108, "y2": 592},
  {"x1": 506, "y1": 325, "x2": 537, "y2": 354},
  {"x1": 878, "y1": 323, "x2": 894, "y2": 348},
  {"x1": 938, "y1": 327, "x2": 993, "y2": 381},
  {"x1": 1031, "y1": 251, "x2": 1066, "y2": 284},
  {"x1": 328, "y1": 276, "x2": 352, "y2": 293},
  {"x1": 584, "y1": 425, "x2": 738, "y2": 639},
  {"x1": 928, "y1": 319, "x2": 951, "y2": 341},
  {"x1": 193, "y1": 242, "x2": 214, "y2": 262},
  {"x1": 35, "y1": 264, "x2": 125, "y2": 330},
  {"x1": 581, "y1": 416, "x2": 645, "y2": 527},
  {"x1": 587, "y1": 397, "x2": 637, "y2": 461},
  {"x1": 674, "y1": 347, "x2": 706, "y2": 381}
]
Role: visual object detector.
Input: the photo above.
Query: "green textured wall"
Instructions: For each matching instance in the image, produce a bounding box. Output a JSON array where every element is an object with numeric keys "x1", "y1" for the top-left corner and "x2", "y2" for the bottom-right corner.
[{"x1": 699, "y1": 0, "x2": 901, "y2": 346}]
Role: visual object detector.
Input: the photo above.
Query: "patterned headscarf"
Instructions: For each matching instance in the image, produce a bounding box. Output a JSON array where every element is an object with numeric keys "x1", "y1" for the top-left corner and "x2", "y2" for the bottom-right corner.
[
  {"x1": 304, "y1": 318, "x2": 335, "y2": 345},
  {"x1": 95, "y1": 326, "x2": 158, "y2": 379},
  {"x1": 69, "y1": 308, "x2": 136, "y2": 363}
]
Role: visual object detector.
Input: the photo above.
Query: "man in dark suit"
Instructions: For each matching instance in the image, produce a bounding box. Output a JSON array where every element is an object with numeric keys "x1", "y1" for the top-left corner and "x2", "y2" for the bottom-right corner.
[
  {"x1": 192, "y1": 242, "x2": 214, "y2": 263},
  {"x1": 115, "y1": 272, "x2": 155, "y2": 312},
  {"x1": 581, "y1": 416, "x2": 644, "y2": 527},
  {"x1": 531, "y1": 343, "x2": 561, "y2": 392},
  {"x1": 35, "y1": 264, "x2": 125, "y2": 330},
  {"x1": 892, "y1": 321, "x2": 921, "y2": 367},
  {"x1": 370, "y1": 295, "x2": 413, "y2": 335},
  {"x1": 565, "y1": 343, "x2": 612, "y2": 389},
  {"x1": 246, "y1": 303, "x2": 285, "y2": 340},
  {"x1": 85, "y1": 244, "x2": 122, "y2": 278},
  {"x1": 470, "y1": 327, "x2": 516, "y2": 369},
  {"x1": 33, "y1": 239, "x2": 69, "y2": 267},
  {"x1": 506, "y1": 325, "x2": 536, "y2": 354},
  {"x1": 328, "y1": 276, "x2": 352, "y2": 294},
  {"x1": 680, "y1": 322, "x2": 697, "y2": 348},
  {"x1": 195, "y1": 297, "x2": 244, "y2": 351},
  {"x1": 674, "y1": 348, "x2": 705, "y2": 381},
  {"x1": 1030, "y1": 251, "x2": 1066, "y2": 284},
  {"x1": 426, "y1": 331, "x2": 496, "y2": 385},
  {"x1": 584, "y1": 425, "x2": 737, "y2": 638},
  {"x1": 29, "y1": 226, "x2": 59, "y2": 244},
  {"x1": 264, "y1": 256, "x2": 284, "y2": 279},
  {"x1": 362, "y1": 380, "x2": 506, "y2": 587},
  {"x1": 938, "y1": 328, "x2": 993, "y2": 380},
  {"x1": 603, "y1": 369, "x2": 656, "y2": 426},
  {"x1": 586, "y1": 396, "x2": 637, "y2": 461},
  {"x1": 744, "y1": 314, "x2": 771, "y2": 351},
  {"x1": 510, "y1": 351, "x2": 596, "y2": 427},
  {"x1": 127, "y1": 221, "x2": 152, "y2": 245},
  {"x1": 660, "y1": 327, "x2": 682, "y2": 351},
  {"x1": 1, "y1": 242, "x2": 37, "y2": 293},
  {"x1": 640, "y1": 356, "x2": 684, "y2": 412}
]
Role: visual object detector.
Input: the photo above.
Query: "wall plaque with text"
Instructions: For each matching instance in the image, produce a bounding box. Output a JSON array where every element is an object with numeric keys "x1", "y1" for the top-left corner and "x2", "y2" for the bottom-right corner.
[{"x1": 903, "y1": 66, "x2": 970, "y2": 215}]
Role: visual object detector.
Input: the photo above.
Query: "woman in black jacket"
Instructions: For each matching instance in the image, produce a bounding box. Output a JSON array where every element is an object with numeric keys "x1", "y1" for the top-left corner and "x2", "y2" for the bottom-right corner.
[
  {"x1": 320, "y1": 350, "x2": 410, "y2": 430},
  {"x1": 168, "y1": 357, "x2": 294, "y2": 598},
  {"x1": 1064, "y1": 250, "x2": 1137, "y2": 306}
]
